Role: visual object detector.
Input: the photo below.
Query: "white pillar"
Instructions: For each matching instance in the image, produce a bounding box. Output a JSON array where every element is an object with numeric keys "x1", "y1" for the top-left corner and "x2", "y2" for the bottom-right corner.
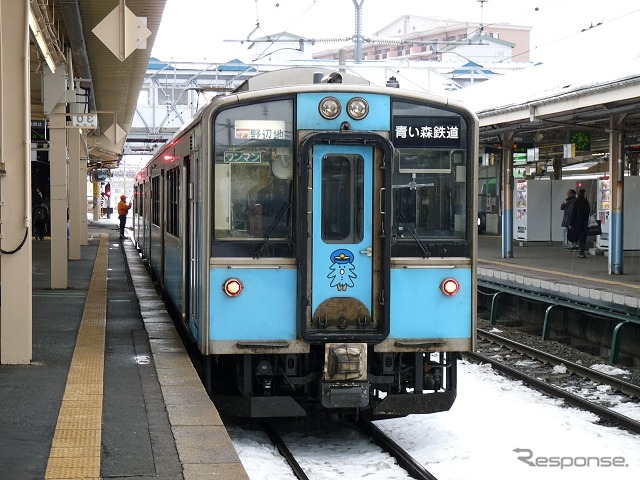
[
  {"x1": 81, "y1": 156, "x2": 88, "y2": 245},
  {"x1": 48, "y1": 103, "x2": 68, "y2": 288},
  {"x1": 93, "y1": 180, "x2": 100, "y2": 222},
  {"x1": 69, "y1": 128, "x2": 82, "y2": 259},
  {"x1": 0, "y1": 0, "x2": 32, "y2": 363}
]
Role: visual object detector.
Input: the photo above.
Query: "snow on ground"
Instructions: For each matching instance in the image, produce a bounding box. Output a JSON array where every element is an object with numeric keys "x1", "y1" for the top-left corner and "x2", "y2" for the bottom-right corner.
[
  {"x1": 230, "y1": 360, "x2": 640, "y2": 480},
  {"x1": 590, "y1": 364, "x2": 631, "y2": 376}
]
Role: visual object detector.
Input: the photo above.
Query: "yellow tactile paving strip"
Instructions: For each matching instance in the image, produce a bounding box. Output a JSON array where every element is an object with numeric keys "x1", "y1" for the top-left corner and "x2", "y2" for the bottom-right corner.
[{"x1": 45, "y1": 233, "x2": 108, "y2": 479}]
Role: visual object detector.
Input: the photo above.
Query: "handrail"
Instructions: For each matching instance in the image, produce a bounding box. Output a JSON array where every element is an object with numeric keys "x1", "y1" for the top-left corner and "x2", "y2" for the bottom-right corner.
[{"x1": 478, "y1": 278, "x2": 640, "y2": 364}]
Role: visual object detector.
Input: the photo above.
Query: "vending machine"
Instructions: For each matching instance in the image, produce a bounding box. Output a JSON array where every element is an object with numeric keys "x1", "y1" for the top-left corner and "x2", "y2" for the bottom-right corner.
[
  {"x1": 513, "y1": 180, "x2": 552, "y2": 241},
  {"x1": 596, "y1": 176, "x2": 610, "y2": 249}
]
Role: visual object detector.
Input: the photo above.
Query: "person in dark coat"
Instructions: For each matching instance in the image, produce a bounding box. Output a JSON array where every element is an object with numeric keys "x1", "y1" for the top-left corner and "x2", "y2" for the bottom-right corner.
[
  {"x1": 569, "y1": 189, "x2": 590, "y2": 258},
  {"x1": 560, "y1": 189, "x2": 576, "y2": 249},
  {"x1": 33, "y1": 201, "x2": 49, "y2": 240}
]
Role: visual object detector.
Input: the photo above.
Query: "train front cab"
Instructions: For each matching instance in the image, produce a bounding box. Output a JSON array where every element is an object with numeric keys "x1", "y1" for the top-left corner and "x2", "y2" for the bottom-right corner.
[{"x1": 206, "y1": 89, "x2": 477, "y2": 419}]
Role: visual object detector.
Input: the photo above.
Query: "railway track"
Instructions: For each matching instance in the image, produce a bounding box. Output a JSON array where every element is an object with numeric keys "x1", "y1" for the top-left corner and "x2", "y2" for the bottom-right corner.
[
  {"x1": 259, "y1": 419, "x2": 438, "y2": 480},
  {"x1": 465, "y1": 328, "x2": 640, "y2": 434},
  {"x1": 263, "y1": 422, "x2": 309, "y2": 480},
  {"x1": 356, "y1": 419, "x2": 438, "y2": 480}
]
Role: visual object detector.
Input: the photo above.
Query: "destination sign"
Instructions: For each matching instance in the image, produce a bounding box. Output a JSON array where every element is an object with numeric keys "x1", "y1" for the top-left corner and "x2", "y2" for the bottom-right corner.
[
  {"x1": 392, "y1": 116, "x2": 461, "y2": 148},
  {"x1": 235, "y1": 120, "x2": 286, "y2": 140}
]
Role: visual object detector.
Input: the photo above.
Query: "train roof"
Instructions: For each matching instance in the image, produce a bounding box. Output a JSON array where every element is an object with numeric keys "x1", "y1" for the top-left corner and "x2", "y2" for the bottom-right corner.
[
  {"x1": 232, "y1": 67, "x2": 370, "y2": 92},
  {"x1": 134, "y1": 67, "x2": 476, "y2": 176}
]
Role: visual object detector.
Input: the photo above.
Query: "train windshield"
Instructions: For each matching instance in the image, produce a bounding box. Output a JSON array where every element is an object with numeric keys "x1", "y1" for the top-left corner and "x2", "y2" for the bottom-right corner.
[
  {"x1": 212, "y1": 99, "x2": 294, "y2": 256},
  {"x1": 390, "y1": 101, "x2": 470, "y2": 257}
]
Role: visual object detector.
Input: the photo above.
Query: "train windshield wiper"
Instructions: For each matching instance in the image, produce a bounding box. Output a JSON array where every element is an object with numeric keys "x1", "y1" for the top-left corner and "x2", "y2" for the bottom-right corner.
[
  {"x1": 396, "y1": 212, "x2": 431, "y2": 258},
  {"x1": 253, "y1": 201, "x2": 292, "y2": 259}
]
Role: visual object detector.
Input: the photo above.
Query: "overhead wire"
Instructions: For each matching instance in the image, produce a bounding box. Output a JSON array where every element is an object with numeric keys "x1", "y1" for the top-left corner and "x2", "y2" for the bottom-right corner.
[
  {"x1": 509, "y1": 7, "x2": 640, "y2": 63},
  {"x1": 481, "y1": 2, "x2": 640, "y2": 63},
  {"x1": 428, "y1": 0, "x2": 568, "y2": 62},
  {"x1": 422, "y1": 1, "x2": 639, "y2": 65},
  {"x1": 247, "y1": 0, "x2": 321, "y2": 62}
]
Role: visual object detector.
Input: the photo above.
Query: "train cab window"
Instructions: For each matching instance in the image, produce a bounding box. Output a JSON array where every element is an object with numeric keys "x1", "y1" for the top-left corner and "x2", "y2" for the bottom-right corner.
[
  {"x1": 212, "y1": 99, "x2": 294, "y2": 257},
  {"x1": 390, "y1": 150, "x2": 469, "y2": 257},
  {"x1": 390, "y1": 101, "x2": 470, "y2": 257},
  {"x1": 391, "y1": 150, "x2": 467, "y2": 253},
  {"x1": 321, "y1": 154, "x2": 364, "y2": 243}
]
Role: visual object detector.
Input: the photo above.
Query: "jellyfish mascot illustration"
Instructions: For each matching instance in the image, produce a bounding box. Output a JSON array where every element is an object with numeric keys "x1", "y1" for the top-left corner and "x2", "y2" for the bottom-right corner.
[{"x1": 327, "y1": 249, "x2": 357, "y2": 291}]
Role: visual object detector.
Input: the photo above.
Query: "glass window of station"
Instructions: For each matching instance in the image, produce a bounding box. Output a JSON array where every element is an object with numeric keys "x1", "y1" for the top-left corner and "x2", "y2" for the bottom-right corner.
[
  {"x1": 390, "y1": 101, "x2": 471, "y2": 258},
  {"x1": 212, "y1": 99, "x2": 294, "y2": 257}
]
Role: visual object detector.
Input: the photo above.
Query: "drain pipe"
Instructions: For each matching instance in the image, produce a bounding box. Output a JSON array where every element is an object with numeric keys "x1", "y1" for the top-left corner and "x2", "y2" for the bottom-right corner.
[
  {"x1": 23, "y1": 0, "x2": 30, "y2": 230},
  {"x1": 59, "y1": 0, "x2": 95, "y2": 111}
]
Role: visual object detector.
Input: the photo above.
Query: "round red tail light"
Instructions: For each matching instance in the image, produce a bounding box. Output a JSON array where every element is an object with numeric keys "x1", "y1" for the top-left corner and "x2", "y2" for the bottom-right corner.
[
  {"x1": 223, "y1": 278, "x2": 243, "y2": 297},
  {"x1": 440, "y1": 278, "x2": 460, "y2": 296}
]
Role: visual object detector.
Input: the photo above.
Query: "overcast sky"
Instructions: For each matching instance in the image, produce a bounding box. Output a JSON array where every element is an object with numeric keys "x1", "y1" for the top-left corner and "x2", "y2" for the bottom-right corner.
[{"x1": 151, "y1": 0, "x2": 640, "y2": 65}]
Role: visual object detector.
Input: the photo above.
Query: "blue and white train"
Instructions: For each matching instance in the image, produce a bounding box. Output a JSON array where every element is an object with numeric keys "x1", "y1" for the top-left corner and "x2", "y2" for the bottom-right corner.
[{"x1": 133, "y1": 68, "x2": 478, "y2": 419}]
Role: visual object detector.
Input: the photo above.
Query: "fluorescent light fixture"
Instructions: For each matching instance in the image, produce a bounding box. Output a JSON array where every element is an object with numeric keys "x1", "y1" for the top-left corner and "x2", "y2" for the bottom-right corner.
[{"x1": 29, "y1": 8, "x2": 56, "y2": 73}]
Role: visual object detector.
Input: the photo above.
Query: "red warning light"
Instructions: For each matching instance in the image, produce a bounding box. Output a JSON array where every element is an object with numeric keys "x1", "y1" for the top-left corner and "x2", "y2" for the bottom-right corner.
[
  {"x1": 440, "y1": 278, "x2": 460, "y2": 296},
  {"x1": 223, "y1": 278, "x2": 243, "y2": 297}
]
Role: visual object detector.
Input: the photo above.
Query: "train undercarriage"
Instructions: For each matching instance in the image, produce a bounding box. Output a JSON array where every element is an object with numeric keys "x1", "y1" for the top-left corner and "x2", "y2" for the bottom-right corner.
[{"x1": 208, "y1": 348, "x2": 458, "y2": 419}]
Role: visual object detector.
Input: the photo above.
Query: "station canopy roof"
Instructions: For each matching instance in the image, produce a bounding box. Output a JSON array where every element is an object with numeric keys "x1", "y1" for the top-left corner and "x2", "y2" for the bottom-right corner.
[
  {"x1": 30, "y1": 1, "x2": 166, "y2": 168},
  {"x1": 450, "y1": 51, "x2": 640, "y2": 168}
]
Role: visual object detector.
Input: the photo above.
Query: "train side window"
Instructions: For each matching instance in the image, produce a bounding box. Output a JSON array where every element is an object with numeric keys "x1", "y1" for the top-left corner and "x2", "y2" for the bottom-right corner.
[
  {"x1": 151, "y1": 176, "x2": 160, "y2": 226},
  {"x1": 166, "y1": 166, "x2": 180, "y2": 237}
]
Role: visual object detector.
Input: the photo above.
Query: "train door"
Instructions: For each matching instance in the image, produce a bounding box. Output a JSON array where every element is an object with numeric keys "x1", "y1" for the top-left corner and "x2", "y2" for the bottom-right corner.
[
  {"x1": 187, "y1": 152, "x2": 202, "y2": 344},
  {"x1": 143, "y1": 177, "x2": 151, "y2": 261},
  {"x1": 181, "y1": 157, "x2": 190, "y2": 329},
  {"x1": 310, "y1": 144, "x2": 375, "y2": 335}
]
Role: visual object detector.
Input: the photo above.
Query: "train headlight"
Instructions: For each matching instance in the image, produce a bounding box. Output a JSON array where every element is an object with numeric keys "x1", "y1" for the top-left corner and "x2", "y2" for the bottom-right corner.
[
  {"x1": 223, "y1": 278, "x2": 243, "y2": 297},
  {"x1": 346, "y1": 97, "x2": 369, "y2": 120},
  {"x1": 440, "y1": 278, "x2": 460, "y2": 296},
  {"x1": 319, "y1": 96, "x2": 341, "y2": 119}
]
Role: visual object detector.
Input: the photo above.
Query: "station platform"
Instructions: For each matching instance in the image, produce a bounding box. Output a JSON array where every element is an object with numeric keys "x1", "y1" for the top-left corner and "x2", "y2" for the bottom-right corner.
[
  {"x1": 477, "y1": 234, "x2": 640, "y2": 310},
  {"x1": 0, "y1": 220, "x2": 249, "y2": 480},
  {"x1": 3, "y1": 223, "x2": 640, "y2": 480}
]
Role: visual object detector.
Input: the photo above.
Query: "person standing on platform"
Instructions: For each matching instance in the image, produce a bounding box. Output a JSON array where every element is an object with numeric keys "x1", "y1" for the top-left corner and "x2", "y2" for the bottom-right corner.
[
  {"x1": 117, "y1": 194, "x2": 132, "y2": 239},
  {"x1": 32, "y1": 199, "x2": 49, "y2": 240},
  {"x1": 570, "y1": 189, "x2": 590, "y2": 258},
  {"x1": 560, "y1": 188, "x2": 577, "y2": 249}
]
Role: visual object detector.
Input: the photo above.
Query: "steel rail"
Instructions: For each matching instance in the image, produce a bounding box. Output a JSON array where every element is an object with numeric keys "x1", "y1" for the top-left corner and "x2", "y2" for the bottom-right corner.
[
  {"x1": 358, "y1": 419, "x2": 438, "y2": 480},
  {"x1": 477, "y1": 328, "x2": 640, "y2": 399},
  {"x1": 464, "y1": 351, "x2": 640, "y2": 435},
  {"x1": 263, "y1": 422, "x2": 310, "y2": 480}
]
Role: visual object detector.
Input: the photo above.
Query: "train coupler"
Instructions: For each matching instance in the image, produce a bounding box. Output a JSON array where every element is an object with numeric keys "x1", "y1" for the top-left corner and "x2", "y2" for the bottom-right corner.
[
  {"x1": 321, "y1": 342, "x2": 369, "y2": 408},
  {"x1": 321, "y1": 381, "x2": 369, "y2": 408}
]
